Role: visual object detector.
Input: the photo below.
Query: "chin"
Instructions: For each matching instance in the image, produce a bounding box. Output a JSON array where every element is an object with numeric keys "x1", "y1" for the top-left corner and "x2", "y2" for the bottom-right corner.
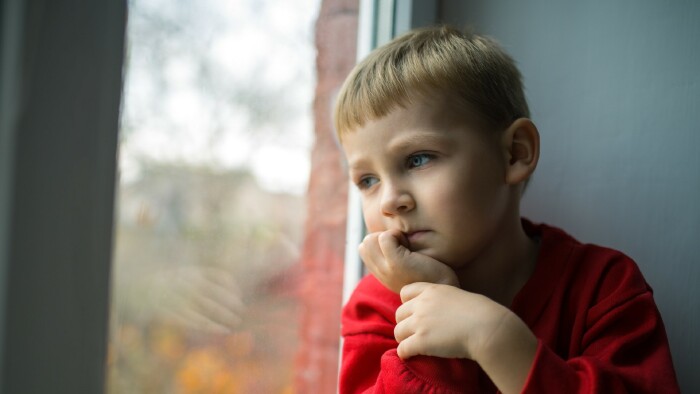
[
  {"x1": 419, "y1": 249, "x2": 452, "y2": 265},
  {"x1": 439, "y1": 253, "x2": 476, "y2": 270}
]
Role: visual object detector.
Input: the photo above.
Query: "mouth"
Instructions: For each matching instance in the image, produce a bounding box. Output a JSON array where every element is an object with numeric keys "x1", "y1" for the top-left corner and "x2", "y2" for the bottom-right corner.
[{"x1": 404, "y1": 230, "x2": 430, "y2": 245}]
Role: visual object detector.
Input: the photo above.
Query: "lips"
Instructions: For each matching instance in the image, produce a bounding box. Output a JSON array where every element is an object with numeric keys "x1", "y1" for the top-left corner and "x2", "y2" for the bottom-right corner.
[{"x1": 405, "y1": 230, "x2": 430, "y2": 244}]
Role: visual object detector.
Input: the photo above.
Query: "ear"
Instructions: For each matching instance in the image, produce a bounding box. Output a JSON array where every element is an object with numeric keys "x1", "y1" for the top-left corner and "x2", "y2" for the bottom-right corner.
[{"x1": 501, "y1": 118, "x2": 540, "y2": 185}]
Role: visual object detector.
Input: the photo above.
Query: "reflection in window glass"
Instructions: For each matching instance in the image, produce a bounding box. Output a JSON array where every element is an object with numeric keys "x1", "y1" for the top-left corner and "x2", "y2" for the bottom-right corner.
[{"x1": 107, "y1": 0, "x2": 319, "y2": 392}]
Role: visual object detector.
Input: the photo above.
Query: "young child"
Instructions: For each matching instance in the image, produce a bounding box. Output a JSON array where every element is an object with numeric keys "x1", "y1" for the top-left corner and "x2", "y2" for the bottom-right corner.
[{"x1": 334, "y1": 25, "x2": 680, "y2": 393}]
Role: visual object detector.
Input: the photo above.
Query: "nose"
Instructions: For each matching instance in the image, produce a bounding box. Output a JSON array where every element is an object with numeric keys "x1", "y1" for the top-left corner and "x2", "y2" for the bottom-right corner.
[{"x1": 380, "y1": 182, "x2": 415, "y2": 216}]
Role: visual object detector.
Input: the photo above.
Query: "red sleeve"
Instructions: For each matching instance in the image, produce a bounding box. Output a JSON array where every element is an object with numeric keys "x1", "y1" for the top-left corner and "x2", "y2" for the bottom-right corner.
[
  {"x1": 339, "y1": 275, "x2": 399, "y2": 394},
  {"x1": 340, "y1": 276, "x2": 492, "y2": 394},
  {"x1": 522, "y1": 292, "x2": 679, "y2": 393},
  {"x1": 519, "y1": 251, "x2": 680, "y2": 393}
]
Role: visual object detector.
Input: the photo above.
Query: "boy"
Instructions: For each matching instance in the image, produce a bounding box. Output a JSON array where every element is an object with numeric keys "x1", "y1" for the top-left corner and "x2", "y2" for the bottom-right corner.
[{"x1": 335, "y1": 26, "x2": 679, "y2": 393}]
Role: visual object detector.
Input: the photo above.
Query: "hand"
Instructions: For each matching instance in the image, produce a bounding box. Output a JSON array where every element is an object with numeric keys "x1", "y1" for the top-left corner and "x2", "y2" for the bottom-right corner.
[
  {"x1": 156, "y1": 266, "x2": 246, "y2": 334},
  {"x1": 393, "y1": 282, "x2": 507, "y2": 360},
  {"x1": 394, "y1": 282, "x2": 537, "y2": 394},
  {"x1": 359, "y1": 229, "x2": 459, "y2": 293}
]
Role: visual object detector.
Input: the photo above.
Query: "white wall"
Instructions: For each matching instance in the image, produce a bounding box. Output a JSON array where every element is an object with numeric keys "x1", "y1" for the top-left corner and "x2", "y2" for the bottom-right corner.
[{"x1": 439, "y1": 1, "x2": 699, "y2": 391}]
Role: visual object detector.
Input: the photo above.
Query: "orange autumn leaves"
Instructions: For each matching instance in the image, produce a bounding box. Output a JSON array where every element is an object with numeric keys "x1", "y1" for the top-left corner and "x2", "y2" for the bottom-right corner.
[{"x1": 108, "y1": 322, "x2": 295, "y2": 393}]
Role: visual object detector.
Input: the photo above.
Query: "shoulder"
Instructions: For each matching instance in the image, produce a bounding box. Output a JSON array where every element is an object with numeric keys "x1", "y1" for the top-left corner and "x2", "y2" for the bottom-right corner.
[
  {"x1": 517, "y1": 220, "x2": 664, "y2": 350},
  {"x1": 534, "y1": 220, "x2": 651, "y2": 307},
  {"x1": 565, "y1": 236, "x2": 651, "y2": 322},
  {"x1": 341, "y1": 275, "x2": 401, "y2": 337},
  {"x1": 554, "y1": 224, "x2": 647, "y2": 291}
]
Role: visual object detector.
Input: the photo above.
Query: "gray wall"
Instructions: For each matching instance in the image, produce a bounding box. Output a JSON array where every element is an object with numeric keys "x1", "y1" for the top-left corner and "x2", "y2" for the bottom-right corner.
[{"x1": 439, "y1": 1, "x2": 699, "y2": 392}]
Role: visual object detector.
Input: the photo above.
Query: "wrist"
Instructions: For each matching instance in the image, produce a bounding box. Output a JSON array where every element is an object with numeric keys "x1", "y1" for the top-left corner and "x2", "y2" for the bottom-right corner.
[{"x1": 476, "y1": 311, "x2": 538, "y2": 394}]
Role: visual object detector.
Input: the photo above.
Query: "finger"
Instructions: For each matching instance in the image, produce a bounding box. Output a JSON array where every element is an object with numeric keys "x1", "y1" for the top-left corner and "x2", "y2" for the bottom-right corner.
[
  {"x1": 384, "y1": 228, "x2": 409, "y2": 248},
  {"x1": 359, "y1": 233, "x2": 384, "y2": 272},
  {"x1": 396, "y1": 334, "x2": 421, "y2": 360},
  {"x1": 393, "y1": 317, "x2": 413, "y2": 343},
  {"x1": 359, "y1": 232, "x2": 380, "y2": 254},
  {"x1": 377, "y1": 231, "x2": 409, "y2": 262},
  {"x1": 395, "y1": 301, "x2": 413, "y2": 323},
  {"x1": 400, "y1": 281, "x2": 431, "y2": 303}
]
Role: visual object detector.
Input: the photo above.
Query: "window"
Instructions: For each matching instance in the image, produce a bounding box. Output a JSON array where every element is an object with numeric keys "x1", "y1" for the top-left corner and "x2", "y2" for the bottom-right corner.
[{"x1": 107, "y1": 1, "x2": 321, "y2": 392}]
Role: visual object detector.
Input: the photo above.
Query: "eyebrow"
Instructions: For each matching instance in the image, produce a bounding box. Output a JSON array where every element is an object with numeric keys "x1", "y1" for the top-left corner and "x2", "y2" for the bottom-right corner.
[
  {"x1": 347, "y1": 157, "x2": 368, "y2": 172},
  {"x1": 347, "y1": 156, "x2": 378, "y2": 182},
  {"x1": 386, "y1": 130, "x2": 452, "y2": 152}
]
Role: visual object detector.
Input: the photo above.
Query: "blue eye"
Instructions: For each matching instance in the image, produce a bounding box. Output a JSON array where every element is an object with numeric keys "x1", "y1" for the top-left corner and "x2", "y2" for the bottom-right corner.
[
  {"x1": 407, "y1": 153, "x2": 432, "y2": 168},
  {"x1": 358, "y1": 176, "x2": 378, "y2": 189}
]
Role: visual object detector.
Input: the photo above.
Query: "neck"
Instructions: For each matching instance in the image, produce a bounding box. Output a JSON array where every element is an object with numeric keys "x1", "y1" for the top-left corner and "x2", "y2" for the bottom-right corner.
[{"x1": 454, "y1": 209, "x2": 539, "y2": 307}]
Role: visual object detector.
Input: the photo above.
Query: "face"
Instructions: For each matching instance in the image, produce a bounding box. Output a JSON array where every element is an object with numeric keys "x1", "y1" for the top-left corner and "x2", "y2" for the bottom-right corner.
[{"x1": 341, "y1": 98, "x2": 512, "y2": 269}]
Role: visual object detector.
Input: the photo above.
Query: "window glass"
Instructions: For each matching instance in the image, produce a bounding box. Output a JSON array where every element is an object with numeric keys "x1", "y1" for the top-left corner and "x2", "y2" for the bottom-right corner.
[{"x1": 107, "y1": 0, "x2": 319, "y2": 392}]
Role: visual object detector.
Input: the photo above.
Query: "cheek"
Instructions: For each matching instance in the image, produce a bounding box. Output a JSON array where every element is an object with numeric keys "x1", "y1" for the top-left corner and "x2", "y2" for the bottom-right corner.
[
  {"x1": 361, "y1": 201, "x2": 384, "y2": 233},
  {"x1": 424, "y1": 170, "x2": 499, "y2": 224},
  {"x1": 425, "y1": 170, "x2": 474, "y2": 205}
]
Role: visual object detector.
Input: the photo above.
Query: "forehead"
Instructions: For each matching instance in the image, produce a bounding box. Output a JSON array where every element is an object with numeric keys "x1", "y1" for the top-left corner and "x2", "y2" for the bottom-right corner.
[
  {"x1": 340, "y1": 91, "x2": 487, "y2": 138},
  {"x1": 341, "y1": 99, "x2": 478, "y2": 167}
]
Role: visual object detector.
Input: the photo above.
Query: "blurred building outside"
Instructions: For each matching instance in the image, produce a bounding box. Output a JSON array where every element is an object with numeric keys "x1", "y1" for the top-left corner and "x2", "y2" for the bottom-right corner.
[{"x1": 107, "y1": 0, "x2": 357, "y2": 392}]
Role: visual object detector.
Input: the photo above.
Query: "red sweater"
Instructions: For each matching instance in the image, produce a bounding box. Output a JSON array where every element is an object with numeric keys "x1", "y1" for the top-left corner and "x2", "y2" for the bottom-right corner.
[{"x1": 340, "y1": 221, "x2": 679, "y2": 393}]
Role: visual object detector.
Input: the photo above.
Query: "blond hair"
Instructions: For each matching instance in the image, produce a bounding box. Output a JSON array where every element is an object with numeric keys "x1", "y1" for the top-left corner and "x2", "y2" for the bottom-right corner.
[{"x1": 334, "y1": 25, "x2": 529, "y2": 138}]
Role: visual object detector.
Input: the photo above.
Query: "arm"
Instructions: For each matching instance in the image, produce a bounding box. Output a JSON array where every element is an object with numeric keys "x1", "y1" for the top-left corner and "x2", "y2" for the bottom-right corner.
[
  {"x1": 357, "y1": 231, "x2": 535, "y2": 393},
  {"x1": 339, "y1": 332, "x2": 394, "y2": 394},
  {"x1": 341, "y1": 232, "x2": 471, "y2": 393},
  {"x1": 340, "y1": 276, "x2": 490, "y2": 394},
  {"x1": 360, "y1": 230, "x2": 537, "y2": 392},
  {"x1": 395, "y1": 283, "x2": 538, "y2": 394},
  {"x1": 521, "y1": 290, "x2": 679, "y2": 393},
  {"x1": 516, "y1": 251, "x2": 681, "y2": 393},
  {"x1": 339, "y1": 275, "x2": 401, "y2": 394},
  {"x1": 394, "y1": 278, "x2": 680, "y2": 393},
  {"x1": 354, "y1": 230, "x2": 680, "y2": 392}
]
